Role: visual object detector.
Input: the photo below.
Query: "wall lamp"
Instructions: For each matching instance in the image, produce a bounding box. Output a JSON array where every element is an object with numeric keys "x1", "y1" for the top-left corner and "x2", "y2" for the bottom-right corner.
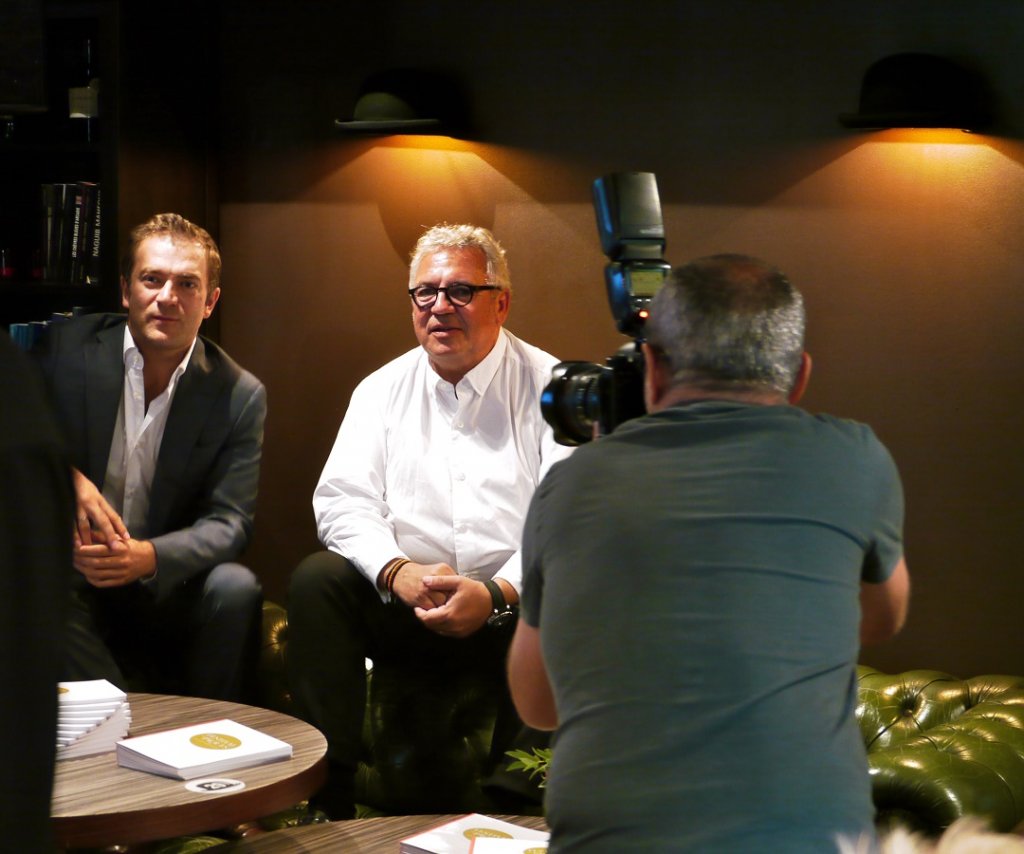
[
  {"x1": 335, "y1": 68, "x2": 469, "y2": 137},
  {"x1": 839, "y1": 53, "x2": 991, "y2": 132}
]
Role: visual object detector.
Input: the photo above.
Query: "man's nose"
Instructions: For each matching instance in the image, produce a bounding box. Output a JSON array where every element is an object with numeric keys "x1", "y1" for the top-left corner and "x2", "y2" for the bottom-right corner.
[
  {"x1": 431, "y1": 289, "x2": 456, "y2": 312},
  {"x1": 156, "y1": 279, "x2": 177, "y2": 301}
]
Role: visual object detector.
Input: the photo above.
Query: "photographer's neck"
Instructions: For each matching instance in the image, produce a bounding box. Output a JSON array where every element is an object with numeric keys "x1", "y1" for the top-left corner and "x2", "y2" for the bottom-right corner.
[{"x1": 655, "y1": 386, "x2": 789, "y2": 412}]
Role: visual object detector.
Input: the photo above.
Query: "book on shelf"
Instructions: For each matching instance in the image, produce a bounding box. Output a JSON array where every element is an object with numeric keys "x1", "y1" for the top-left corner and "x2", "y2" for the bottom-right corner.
[
  {"x1": 40, "y1": 180, "x2": 101, "y2": 284},
  {"x1": 40, "y1": 182, "x2": 65, "y2": 282},
  {"x1": 56, "y1": 678, "x2": 131, "y2": 760},
  {"x1": 8, "y1": 308, "x2": 89, "y2": 349},
  {"x1": 57, "y1": 183, "x2": 76, "y2": 282},
  {"x1": 68, "y1": 181, "x2": 98, "y2": 285},
  {"x1": 84, "y1": 186, "x2": 102, "y2": 285},
  {"x1": 116, "y1": 718, "x2": 293, "y2": 780},
  {"x1": 7, "y1": 320, "x2": 48, "y2": 351},
  {"x1": 400, "y1": 814, "x2": 549, "y2": 854}
]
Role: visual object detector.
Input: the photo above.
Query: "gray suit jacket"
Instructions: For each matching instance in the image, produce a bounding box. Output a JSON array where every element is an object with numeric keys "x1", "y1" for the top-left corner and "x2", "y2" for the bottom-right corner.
[{"x1": 36, "y1": 313, "x2": 267, "y2": 600}]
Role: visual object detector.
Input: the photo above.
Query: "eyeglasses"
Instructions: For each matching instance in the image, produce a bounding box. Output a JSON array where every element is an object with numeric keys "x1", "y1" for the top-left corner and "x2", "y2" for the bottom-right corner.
[{"x1": 408, "y1": 283, "x2": 502, "y2": 308}]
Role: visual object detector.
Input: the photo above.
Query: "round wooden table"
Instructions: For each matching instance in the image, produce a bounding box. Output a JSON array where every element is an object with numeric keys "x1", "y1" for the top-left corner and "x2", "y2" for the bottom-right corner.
[
  {"x1": 51, "y1": 693, "x2": 327, "y2": 850},
  {"x1": 215, "y1": 813, "x2": 549, "y2": 853}
]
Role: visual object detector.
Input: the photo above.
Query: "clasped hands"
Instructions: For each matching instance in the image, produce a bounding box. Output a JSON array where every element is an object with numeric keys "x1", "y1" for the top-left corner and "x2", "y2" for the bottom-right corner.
[
  {"x1": 389, "y1": 560, "x2": 491, "y2": 638},
  {"x1": 71, "y1": 468, "x2": 156, "y2": 587}
]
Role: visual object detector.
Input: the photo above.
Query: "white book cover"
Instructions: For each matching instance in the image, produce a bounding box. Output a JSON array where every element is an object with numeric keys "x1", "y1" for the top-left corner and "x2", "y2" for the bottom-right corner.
[
  {"x1": 116, "y1": 718, "x2": 292, "y2": 780},
  {"x1": 470, "y1": 839, "x2": 549, "y2": 854},
  {"x1": 57, "y1": 679, "x2": 127, "y2": 706},
  {"x1": 401, "y1": 814, "x2": 549, "y2": 854}
]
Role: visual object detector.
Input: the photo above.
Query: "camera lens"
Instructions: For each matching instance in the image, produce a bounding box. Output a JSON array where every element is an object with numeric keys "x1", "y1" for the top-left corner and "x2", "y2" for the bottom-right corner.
[{"x1": 540, "y1": 361, "x2": 607, "y2": 446}]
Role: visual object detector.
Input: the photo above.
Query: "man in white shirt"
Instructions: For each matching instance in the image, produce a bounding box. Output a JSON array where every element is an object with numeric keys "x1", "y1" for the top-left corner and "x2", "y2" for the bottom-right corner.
[
  {"x1": 288, "y1": 223, "x2": 571, "y2": 818},
  {"x1": 36, "y1": 213, "x2": 266, "y2": 702}
]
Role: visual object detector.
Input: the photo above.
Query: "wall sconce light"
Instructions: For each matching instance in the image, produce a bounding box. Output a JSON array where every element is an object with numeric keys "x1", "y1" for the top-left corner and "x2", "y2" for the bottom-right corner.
[
  {"x1": 839, "y1": 53, "x2": 990, "y2": 131},
  {"x1": 335, "y1": 68, "x2": 469, "y2": 137}
]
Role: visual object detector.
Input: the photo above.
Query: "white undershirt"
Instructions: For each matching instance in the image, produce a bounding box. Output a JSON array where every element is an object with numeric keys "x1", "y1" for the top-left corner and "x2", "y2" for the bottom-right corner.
[{"x1": 101, "y1": 327, "x2": 195, "y2": 539}]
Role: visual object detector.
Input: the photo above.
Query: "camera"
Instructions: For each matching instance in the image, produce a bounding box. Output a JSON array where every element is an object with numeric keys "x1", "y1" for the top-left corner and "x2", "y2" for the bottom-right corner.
[{"x1": 540, "y1": 172, "x2": 671, "y2": 446}]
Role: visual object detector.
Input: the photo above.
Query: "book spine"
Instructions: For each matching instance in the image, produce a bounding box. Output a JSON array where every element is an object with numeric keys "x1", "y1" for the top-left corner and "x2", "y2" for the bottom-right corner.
[
  {"x1": 71, "y1": 182, "x2": 99, "y2": 286},
  {"x1": 84, "y1": 186, "x2": 102, "y2": 286},
  {"x1": 68, "y1": 185, "x2": 85, "y2": 284},
  {"x1": 40, "y1": 183, "x2": 59, "y2": 282},
  {"x1": 54, "y1": 183, "x2": 76, "y2": 283}
]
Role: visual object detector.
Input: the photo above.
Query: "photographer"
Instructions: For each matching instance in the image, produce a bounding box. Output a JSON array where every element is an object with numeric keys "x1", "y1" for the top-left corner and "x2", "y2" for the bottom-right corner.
[{"x1": 508, "y1": 254, "x2": 910, "y2": 852}]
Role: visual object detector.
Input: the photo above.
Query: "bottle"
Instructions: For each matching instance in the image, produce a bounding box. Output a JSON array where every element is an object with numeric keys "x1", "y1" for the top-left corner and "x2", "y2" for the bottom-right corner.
[
  {"x1": 0, "y1": 246, "x2": 13, "y2": 280},
  {"x1": 68, "y1": 37, "x2": 99, "y2": 143}
]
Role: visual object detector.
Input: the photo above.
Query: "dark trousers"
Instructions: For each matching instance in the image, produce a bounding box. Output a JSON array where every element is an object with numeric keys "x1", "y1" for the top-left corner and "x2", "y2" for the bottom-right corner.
[
  {"x1": 64, "y1": 562, "x2": 262, "y2": 702},
  {"x1": 287, "y1": 550, "x2": 524, "y2": 817}
]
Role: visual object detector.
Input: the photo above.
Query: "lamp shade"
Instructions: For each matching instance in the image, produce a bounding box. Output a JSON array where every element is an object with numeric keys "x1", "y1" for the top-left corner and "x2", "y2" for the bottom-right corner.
[
  {"x1": 335, "y1": 69, "x2": 468, "y2": 136},
  {"x1": 839, "y1": 53, "x2": 990, "y2": 131}
]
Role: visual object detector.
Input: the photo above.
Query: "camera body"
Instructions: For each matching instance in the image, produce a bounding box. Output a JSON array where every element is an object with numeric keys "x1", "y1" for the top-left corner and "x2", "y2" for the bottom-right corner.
[{"x1": 541, "y1": 172, "x2": 671, "y2": 446}]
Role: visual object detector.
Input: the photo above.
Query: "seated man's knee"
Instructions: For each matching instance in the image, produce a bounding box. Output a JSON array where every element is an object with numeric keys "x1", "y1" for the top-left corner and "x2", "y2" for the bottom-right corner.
[
  {"x1": 204, "y1": 562, "x2": 262, "y2": 613},
  {"x1": 290, "y1": 550, "x2": 363, "y2": 605}
]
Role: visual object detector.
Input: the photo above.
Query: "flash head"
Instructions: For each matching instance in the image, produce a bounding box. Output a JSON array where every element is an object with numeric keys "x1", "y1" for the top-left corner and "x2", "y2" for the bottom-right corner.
[
  {"x1": 592, "y1": 172, "x2": 671, "y2": 337},
  {"x1": 540, "y1": 172, "x2": 670, "y2": 445}
]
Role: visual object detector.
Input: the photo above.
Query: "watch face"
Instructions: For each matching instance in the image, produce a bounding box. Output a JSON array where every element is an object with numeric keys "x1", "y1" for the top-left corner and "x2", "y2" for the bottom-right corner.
[{"x1": 487, "y1": 609, "x2": 516, "y2": 628}]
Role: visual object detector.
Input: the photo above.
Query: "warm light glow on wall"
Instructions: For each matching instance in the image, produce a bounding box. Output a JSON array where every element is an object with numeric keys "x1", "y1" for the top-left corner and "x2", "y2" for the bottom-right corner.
[
  {"x1": 850, "y1": 128, "x2": 995, "y2": 169},
  {"x1": 866, "y1": 128, "x2": 990, "y2": 146},
  {"x1": 374, "y1": 135, "x2": 478, "y2": 153}
]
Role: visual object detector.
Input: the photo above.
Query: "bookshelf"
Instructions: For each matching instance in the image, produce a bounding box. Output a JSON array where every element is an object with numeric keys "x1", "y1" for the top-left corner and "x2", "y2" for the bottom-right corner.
[{"x1": 0, "y1": 0, "x2": 216, "y2": 339}]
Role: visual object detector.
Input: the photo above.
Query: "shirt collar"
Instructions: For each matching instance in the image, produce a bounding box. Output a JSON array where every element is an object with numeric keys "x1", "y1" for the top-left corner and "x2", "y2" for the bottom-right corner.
[{"x1": 122, "y1": 325, "x2": 197, "y2": 379}]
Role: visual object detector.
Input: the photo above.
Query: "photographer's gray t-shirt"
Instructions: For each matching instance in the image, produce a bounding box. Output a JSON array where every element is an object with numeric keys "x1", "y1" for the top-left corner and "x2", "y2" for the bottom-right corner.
[{"x1": 521, "y1": 400, "x2": 903, "y2": 853}]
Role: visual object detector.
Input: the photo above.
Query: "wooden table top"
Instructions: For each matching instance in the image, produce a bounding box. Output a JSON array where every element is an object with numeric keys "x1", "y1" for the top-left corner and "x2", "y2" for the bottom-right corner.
[
  {"x1": 51, "y1": 692, "x2": 327, "y2": 850},
  {"x1": 216, "y1": 813, "x2": 549, "y2": 853}
]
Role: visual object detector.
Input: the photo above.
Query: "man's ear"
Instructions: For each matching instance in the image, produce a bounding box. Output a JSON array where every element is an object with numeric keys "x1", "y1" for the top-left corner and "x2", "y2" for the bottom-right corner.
[
  {"x1": 495, "y1": 288, "x2": 511, "y2": 324},
  {"x1": 642, "y1": 342, "x2": 671, "y2": 412},
  {"x1": 788, "y1": 352, "x2": 812, "y2": 404},
  {"x1": 120, "y1": 276, "x2": 130, "y2": 310},
  {"x1": 203, "y1": 287, "x2": 221, "y2": 319}
]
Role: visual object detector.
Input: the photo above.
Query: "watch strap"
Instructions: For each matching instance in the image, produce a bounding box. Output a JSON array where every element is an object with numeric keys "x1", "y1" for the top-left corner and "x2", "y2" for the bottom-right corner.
[{"x1": 483, "y1": 579, "x2": 507, "y2": 613}]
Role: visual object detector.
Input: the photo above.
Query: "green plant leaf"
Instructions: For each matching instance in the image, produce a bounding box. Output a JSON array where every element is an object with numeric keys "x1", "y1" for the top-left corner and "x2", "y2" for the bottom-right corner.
[{"x1": 504, "y1": 747, "x2": 552, "y2": 787}]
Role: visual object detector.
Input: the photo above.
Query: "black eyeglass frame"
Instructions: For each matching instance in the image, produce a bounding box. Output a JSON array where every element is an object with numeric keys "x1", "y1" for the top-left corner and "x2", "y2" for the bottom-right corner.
[{"x1": 408, "y1": 284, "x2": 502, "y2": 307}]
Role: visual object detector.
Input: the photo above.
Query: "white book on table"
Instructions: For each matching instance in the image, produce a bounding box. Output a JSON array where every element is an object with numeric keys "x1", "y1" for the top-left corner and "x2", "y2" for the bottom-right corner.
[
  {"x1": 400, "y1": 814, "x2": 549, "y2": 854},
  {"x1": 470, "y1": 838, "x2": 549, "y2": 854},
  {"x1": 116, "y1": 718, "x2": 292, "y2": 780},
  {"x1": 58, "y1": 678, "x2": 127, "y2": 707},
  {"x1": 57, "y1": 700, "x2": 131, "y2": 759}
]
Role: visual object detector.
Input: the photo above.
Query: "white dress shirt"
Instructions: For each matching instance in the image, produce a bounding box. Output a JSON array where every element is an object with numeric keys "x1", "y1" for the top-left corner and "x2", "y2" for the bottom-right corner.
[
  {"x1": 313, "y1": 328, "x2": 572, "y2": 598},
  {"x1": 102, "y1": 327, "x2": 195, "y2": 539}
]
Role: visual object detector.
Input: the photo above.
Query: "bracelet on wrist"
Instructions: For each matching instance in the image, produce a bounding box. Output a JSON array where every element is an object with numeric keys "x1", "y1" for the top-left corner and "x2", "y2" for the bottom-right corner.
[{"x1": 380, "y1": 557, "x2": 410, "y2": 594}]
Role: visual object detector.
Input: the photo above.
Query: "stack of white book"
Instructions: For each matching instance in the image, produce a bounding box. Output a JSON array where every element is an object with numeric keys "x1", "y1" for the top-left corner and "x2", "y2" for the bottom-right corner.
[
  {"x1": 116, "y1": 718, "x2": 292, "y2": 780},
  {"x1": 401, "y1": 814, "x2": 549, "y2": 854},
  {"x1": 57, "y1": 679, "x2": 131, "y2": 760}
]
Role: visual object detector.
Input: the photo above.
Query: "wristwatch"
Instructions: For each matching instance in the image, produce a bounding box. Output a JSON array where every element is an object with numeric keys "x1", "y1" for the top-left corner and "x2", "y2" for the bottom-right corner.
[{"x1": 483, "y1": 579, "x2": 518, "y2": 628}]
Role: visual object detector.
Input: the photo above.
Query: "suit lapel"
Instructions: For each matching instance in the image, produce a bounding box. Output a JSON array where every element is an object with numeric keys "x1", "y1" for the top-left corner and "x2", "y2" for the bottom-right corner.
[{"x1": 85, "y1": 322, "x2": 126, "y2": 482}]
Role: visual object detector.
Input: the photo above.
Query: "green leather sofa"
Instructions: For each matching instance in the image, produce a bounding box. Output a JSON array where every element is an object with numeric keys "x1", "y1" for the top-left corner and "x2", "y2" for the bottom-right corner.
[
  {"x1": 259, "y1": 601, "x2": 529, "y2": 816},
  {"x1": 857, "y1": 665, "x2": 1024, "y2": 834},
  {"x1": 260, "y1": 603, "x2": 1024, "y2": 834}
]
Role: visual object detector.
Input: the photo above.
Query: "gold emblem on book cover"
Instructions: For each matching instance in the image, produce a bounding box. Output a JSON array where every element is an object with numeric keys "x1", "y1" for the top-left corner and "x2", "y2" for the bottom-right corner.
[{"x1": 190, "y1": 732, "x2": 243, "y2": 750}]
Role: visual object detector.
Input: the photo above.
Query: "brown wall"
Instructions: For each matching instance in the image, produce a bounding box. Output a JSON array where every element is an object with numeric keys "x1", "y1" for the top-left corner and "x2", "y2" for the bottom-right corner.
[{"x1": 214, "y1": 0, "x2": 1024, "y2": 677}]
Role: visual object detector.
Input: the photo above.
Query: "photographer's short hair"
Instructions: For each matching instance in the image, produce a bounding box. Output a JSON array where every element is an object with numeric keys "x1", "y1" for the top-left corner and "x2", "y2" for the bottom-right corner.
[
  {"x1": 409, "y1": 223, "x2": 511, "y2": 292},
  {"x1": 121, "y1": 213, "x2": 222, "y2": 293},
  {"x1": 646, "y1": 254, "x2": 805, "y2": 396}
]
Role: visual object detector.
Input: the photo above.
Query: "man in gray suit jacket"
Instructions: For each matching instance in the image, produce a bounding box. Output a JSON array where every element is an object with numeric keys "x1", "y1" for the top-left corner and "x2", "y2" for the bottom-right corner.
[{"x1": 36, "y1": 213, "x2": 266, "y2": 702}]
